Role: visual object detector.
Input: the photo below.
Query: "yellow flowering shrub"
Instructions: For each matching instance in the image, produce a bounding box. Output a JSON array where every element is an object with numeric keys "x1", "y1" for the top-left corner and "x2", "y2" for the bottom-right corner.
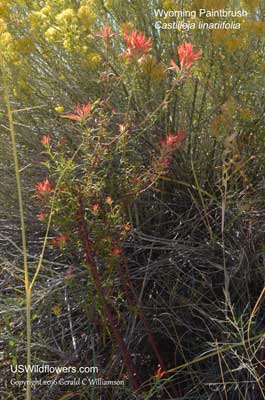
[
  {"x1": 0, "y1": 0, "x2": 9, "y2": 18},
  {"x1": 55, "y1": 8, "x2": 76, "y2": 25},
  {"x1": 77, "y1": 5, "x2": 96, "y2": 27},
  {"x1": 44, "y1": 27, "x2": 59, "y2": 42},
  {"x1": 39, "y1": 5, "x2": 52, "y2": 16},
  {"x1": 0, "y1": 31, "x2": 12, "y2": 49},
  {"x1": 0, "y1": 17, "x2": 7, "y2": 32}
]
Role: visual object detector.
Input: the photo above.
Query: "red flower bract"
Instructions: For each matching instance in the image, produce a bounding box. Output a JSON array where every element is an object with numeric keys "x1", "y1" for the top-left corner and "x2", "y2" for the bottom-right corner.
[
  {"x1": 112, "y1": 247, "x2": 122, "y2": 255},
  {"x1": 102, "y1": 25, "x2": 111, "y2": 38},
  {"x1": 160, "y1": 131, "x2": 186, "y2": 153},
  {"x1": 36, "y1": 178, "x2": 52, "y2": 196},
  {"x1": 95, "y1": 24, "x2": 115, "y2": 40},
  {"x1": 123, "y1": 30, "x2": 152, "y2": 59},
  {"x1": 51, "y1": 233, "x2": 68, "y2": 248},
  {"x1": 162, "y1": 158, "x2": 170, "y2": 168},
  {"x1": 37, "y1": 212, "x2": 47, "y2": 221},
  {"x1": 61, "y1": 102, "x2": 92, "y2": 122},
  {"x1": 92, "y1": 203, "x2": 99, "y2": 213},
  {"x1": 41, "y1": 135, "x2": 50, "y2": 146},
  {"x1": 167, "y1": 130, "x2": 185, "y2": 145},
  {"x1": 171, "y1": 42, "x2": 202, "y2": 71},
  {"x1": 155, "y1": 367, "x2": 165, "y2": 379}
]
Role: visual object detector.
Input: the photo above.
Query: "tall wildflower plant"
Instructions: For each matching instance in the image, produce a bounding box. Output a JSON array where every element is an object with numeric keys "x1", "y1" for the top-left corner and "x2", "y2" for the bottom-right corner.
[
  {"x1": 34, "y1": 29, "x2": 202, "y2": 392},
  {"x1": 1, "y1": 7, "x2": 203, "y2": 393},
  {"x1": 1, "y1": 1, "x2": 265, "y2": 398}
]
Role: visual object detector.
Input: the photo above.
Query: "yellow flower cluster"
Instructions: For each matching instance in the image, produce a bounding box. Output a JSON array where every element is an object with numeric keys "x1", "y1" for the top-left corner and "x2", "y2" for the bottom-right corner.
[
  {"x1": 78, "y1": 5, "x2": 96, "y2": 27},
  {"x1": 40, "y1": 5, "x2": 52, "y2": 16},
  {"x1": 54, "y1": 105, "x2": 64, "y2": 113},
  {"x1": 30, "y1": 10, "x2": 48, "y2": 26},
  {"x1": 0, "y1": 16, "x2": 13, "y2": 56},
  {"x1": 45, "y1": 27, "x2": 59, "y2": 42},
  {"x1": 40, "y1": 3, "x2": 96, "y2": 49},
  {"x1": 62, "y1": 37, "x2": 72, "y2": 52},
  {"x1": 55, "y1": 8, "x2": 76, "y2": 25},
  {"x1": 0, "y1": 0, "x2": 9, "y2": 18},
  {"x1": 0, "y1": 16, "x2": 6, "y2": 32},
  {"x1": 0, "y1": 30, "x2": 11, "y2": 46}
]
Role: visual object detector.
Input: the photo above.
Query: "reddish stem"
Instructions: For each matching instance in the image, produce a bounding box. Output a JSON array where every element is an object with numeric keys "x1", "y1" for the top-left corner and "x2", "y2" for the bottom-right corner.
[{"x1": 77, "y1": 197, "x2": 140, "y2": 390}]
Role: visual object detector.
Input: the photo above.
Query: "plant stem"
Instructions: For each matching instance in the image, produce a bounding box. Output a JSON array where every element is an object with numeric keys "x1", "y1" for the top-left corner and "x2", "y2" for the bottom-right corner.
[
  {"x1": 77, "y1": 197, "x2": 140, "y2": 390},
  {"x1": 25, "y1": 289, "x2": 32, "y2": 399},
  {"x1": 2, "y1": 64, "x2": 31, "y2": 399}
]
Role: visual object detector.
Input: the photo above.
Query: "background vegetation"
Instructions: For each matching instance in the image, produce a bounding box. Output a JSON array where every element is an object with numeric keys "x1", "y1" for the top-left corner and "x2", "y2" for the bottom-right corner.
[{"x1": 0, "y1": 0, "x2": 265, "y2": 399}]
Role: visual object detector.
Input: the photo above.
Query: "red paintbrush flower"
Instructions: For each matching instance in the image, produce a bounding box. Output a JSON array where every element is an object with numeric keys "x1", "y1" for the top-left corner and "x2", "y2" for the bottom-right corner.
[
  {"x1": 162, "y1": 158, "x2": 170, "y2": 168},
  {"x1": 92, "y1": 203, "x2": 99, "y2": 213},
  {"x1": 124, "y1": 222, "x2": 132, "y2": 232},
  {"x1": 171, "y1": 42, "x2": 202, "y2": 72},
  {"x1": 155, "y1": 367, "x2": 165, "y2": 379},
  {"x1": 36, "y1": 212, "x2": 47, "y2": 221},
  {"x1": 36, "y1": 178, "x2": 53, "y2": 196},
  {"x1": 178, "y1": 43, "x2": 202, "y2": 69},
  {"x1": 160, "y1": 131, "x2": 186, "y2": 153},
  {"x1": 112, "y1": 247, "x2": 122, "y2": 255},
  {"x1": 95, "y1": 24, "x2": 116, "y2": 40},
  {"x1": 61, "y1": 102, "x2": 92, "y2": 122},
  {"x1": 41, "y1": 135, "x2": 50, "y2": 146},
  {"x1": 123, "y1": 30, "x2": 152, "y2": 59},
  {"x1": 51, "y1": 233, "x2": 68, "y2": 248},
  {"x1": 166, "y1": 131, "x2": 185, "y2": 145}
]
